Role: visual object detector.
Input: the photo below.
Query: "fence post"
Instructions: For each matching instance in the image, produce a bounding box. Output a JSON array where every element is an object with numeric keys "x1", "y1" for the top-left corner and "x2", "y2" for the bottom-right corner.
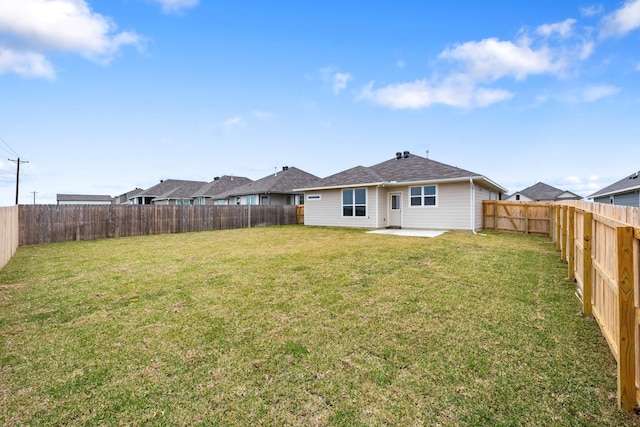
[
  {"x1": 556, "y1": 206, "x2": 561, "y2": 250},
  {"x1": 567, "y1": 206, "x2": 575, "y2": 281},
  {"x1": 560, "y1": 206, "x2": 567, "y2": 261},
  {"x1": 616, "y1": 226, "x2": 636, "y2": 412},
  {"x1": 582, "y1": 211, "x2": 593, "y2": 317}
]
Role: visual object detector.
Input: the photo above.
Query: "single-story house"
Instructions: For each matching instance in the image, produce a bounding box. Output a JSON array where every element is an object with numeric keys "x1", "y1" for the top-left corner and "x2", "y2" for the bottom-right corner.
[
  {"x1": 114, "y1": 188, "x2": 144, "y2": 204},
  {"x1": 295, "y1": 151, "x2": 506, "y2": 231},
  {"x1": 57, "y1": 194, "x2": 114, "y2": 205},
  {"x1": 192, "y1": 175, "x2": 253, "y2": 205},
  {"x1": 588, "y1": 170, "x2": 640, "y2": 207},
  {"x1": 129, "y1": 179, "x2": 207, "y2": 205},
  {"x1": 213, "y1": 166, "x2": 319, "y2": 206},
  {"x1": 505, "y1": 182, "x2": 582, "y2": 202}
]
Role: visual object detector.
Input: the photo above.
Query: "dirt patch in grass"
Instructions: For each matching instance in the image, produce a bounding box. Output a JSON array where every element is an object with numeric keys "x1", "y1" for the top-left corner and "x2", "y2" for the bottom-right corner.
[{"x1": 0, "y1": 226, "x2": 637, "y2": 426}]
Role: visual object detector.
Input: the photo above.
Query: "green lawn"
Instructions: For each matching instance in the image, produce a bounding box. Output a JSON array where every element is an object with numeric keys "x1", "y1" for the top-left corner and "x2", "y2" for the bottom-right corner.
[{"x1": 0, "y1": 226, "x2": 636, "y2": 426}]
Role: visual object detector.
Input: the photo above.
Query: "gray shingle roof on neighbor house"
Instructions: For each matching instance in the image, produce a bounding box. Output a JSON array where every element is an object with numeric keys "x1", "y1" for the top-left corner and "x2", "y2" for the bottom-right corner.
[
  {"x1": 296, "y1": 151, "x2": 506, "y2": 192},
  {"x1": 589, "y1": 170, "x2": 640, "y2": 198},
  {"x1": 153, "y1": 180, "x2": 209, "y2": 201},
  {"x1": 193, "y1": 175, "x2": 253, "y2": 197},
  {"x1": 134, "y1": 179, "x2": 207, "y2": 200},
  {"x1": 57, "y1": 194, "x2": 114, "y2": 203},
  {"x1": 214, "y1": 167, "x2": 320, "y2": 199},
  {"x1": 513, "y1": 182, "x2": 582, "y2": 201}
]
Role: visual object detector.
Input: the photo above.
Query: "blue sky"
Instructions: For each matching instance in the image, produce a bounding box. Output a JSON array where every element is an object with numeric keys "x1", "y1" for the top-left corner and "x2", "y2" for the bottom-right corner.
[{"x1": 1, "y1": 0, "x2": 639, "y2": 204}]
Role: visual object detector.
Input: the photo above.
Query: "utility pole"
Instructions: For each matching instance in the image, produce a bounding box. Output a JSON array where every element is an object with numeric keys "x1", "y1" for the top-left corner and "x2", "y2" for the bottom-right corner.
[
  {"x1": 8, "y1": 158, "x2": 28, "y2": 205},
  {"x1": 31, "y1": 191, "x2": 38, "y2": 205}
]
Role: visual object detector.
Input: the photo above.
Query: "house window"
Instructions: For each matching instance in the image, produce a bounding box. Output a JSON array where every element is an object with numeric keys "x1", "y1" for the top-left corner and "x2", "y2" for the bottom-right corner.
[
  {"x1": 246, "y1": 195, "x2": 257, "y2": 205},
  {"x1": 236, "y1": 197, "x2": 241, "y2": 205},
  {"x1": 286, "y1": 195, "x2": 292, "y2": 205},
  {"x1": 214, "y1": 199, "x2": 226, "y2": 206},
  {"x1": 299, "y1": 195, "x2": 304, "y2": 205},
  {"x1": 410, "y1": 185, "x2": 437, "y2": 206},
  {"x1": 307, "y1": 195, "x2": 321, "y2": 201},
  {"x1": 195, "y1": 197, "x2": 205, "y2": 205},
  {"x1": 342, "y1": 188, "x2": 366, "y2": 217},
  {"x1": 515, "y1": 195, "x2": 520, "y2": 201}
]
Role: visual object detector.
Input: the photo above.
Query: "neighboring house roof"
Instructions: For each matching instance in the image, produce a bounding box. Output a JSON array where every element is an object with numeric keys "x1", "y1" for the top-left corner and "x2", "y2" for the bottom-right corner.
[
  {"x1": 512, "y1": 182, "x2": 582, "y2": 201},
  {"x1": 214, "y1": 167, "x2": 320, "y2": 199},
  {"x1": 57, "y1": 194, "x2": 114, "y2": 203},
  {"x1": 588, "y1": 170, "x2": 640, "y2": 199},
  {"x1": 193, "y1": 175, "x2": 253, "y2": 198},
  {"x1": 115, "y1": 188, "x2": 144, "y2": 203},
  {"x1": 297, "y1": 151, "x2": 507, "y2": 193},
  {"x1": 133, "y1": 179, "x2": 207, "y2": 201},
  {"x1": 152, "y1": 180, "x2": 209, "y2": 202}
]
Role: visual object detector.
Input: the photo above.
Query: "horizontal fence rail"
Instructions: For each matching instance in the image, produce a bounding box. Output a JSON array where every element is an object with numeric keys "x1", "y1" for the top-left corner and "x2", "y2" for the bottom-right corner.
[
  {"x1": 482, "y1": 200, "x2": 552, "y2": 235},
  {"x1": 19, "y1": 204, "x2": 302, "y2": 246}
]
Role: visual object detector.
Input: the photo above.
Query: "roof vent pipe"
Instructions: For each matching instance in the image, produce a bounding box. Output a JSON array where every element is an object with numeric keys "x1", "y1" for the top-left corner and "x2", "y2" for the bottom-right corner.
[
  {"x1": 395, "y1": 152, "x2": 402, "y2": 159},
  {"x1": 403, "y1": 151, "x2": 410, "y2": 158}
]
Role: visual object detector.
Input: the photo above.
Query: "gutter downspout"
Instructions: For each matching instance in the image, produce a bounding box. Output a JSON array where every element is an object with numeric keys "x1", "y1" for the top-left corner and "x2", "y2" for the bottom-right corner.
[{"x1": 470, "y1": 178, "x2": 487, "y2": 236}]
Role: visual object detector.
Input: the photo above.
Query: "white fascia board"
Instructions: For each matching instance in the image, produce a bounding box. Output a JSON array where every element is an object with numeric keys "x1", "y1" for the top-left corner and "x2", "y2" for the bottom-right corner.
[
  {"x1": 294, "y1": 182, "x2": 385, "y2": 192},
  {"x1": 589, "y1": 184, "x2": 640, "y2": 199}
]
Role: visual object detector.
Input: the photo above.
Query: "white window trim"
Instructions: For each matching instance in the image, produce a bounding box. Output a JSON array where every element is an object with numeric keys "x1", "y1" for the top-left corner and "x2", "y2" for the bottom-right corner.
[
  {"x1": 341, "y1": 188, "x2": 368, "y2": 218},
  {"x1": 409, "y1": 184, "x2": 438, "y2": 208}
]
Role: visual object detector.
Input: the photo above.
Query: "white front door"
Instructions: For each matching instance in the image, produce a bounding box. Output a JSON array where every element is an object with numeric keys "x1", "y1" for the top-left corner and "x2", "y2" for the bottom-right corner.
[{"x1": 389, "y1": 192, "x2": 402, "y2": 228}]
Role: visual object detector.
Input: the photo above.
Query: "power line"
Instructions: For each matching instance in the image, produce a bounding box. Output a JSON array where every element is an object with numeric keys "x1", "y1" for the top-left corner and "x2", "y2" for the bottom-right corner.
[{"x1": 0, "y1": 136, "x2": 21, "y2": 158}]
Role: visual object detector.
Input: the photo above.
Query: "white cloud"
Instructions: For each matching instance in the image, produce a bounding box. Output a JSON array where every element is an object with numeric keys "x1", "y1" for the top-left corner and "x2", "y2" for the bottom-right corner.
[
  {"x1": 600, "y1": 0, "x2": 640, "y2": 37},
  {"x1": 252, "y1": 110, "x2": 274, "y2": 120},
  {"x1": 580, "y1": 5, "x2": 604, "y2": 17},
  {"x1": 580, "y1": 84, "x2": 620, "y2": 102},
  {"x1": 222, "y1": 116, "x2": 244, "y2": 133},
  {"x1": 150, "y1": 0, "x2": 199, "y2": 14},
  {"x1": 536, "y1": 19, "x2": 577, "y2": 38},
  {"x1": 439, "y1": 37, "x2": 565, "y2": 82},
  {"x1": 0, "y1": 0, "x2": 142, "y2": 78},
  {"x1": 359, "y1": 76, "x2": 513, "y2": 109},
  {"x1": 333, "y1": 72, "x2": 352, "y2": 94},
  {"x1": 0, "y1": 47, "x2": 55, "y2": 79}
]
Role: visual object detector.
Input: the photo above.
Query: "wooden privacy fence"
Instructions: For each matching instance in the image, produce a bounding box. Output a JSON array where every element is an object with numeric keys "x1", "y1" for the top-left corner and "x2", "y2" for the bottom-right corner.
[
  {"x1": 485, "y1": 200, "x2": 640, "y2": 411},
  {"x1": 20, "y1": 204, "x2": 302, "y2": 246},
  {"x1": 0, "y1": 206, "x2": 19, "y2": 269},
  {"x1": 552, "y1": 200, "x2": 640, "y2": 412},
  {"x1": 482, "y1": 200, "x2": 552, "y2": 235}
]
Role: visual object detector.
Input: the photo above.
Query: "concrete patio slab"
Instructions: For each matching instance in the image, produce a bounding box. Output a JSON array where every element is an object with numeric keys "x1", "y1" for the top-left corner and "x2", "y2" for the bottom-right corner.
[{"x1": 366, "y1": 229, "x2": 447, "y2": 238}]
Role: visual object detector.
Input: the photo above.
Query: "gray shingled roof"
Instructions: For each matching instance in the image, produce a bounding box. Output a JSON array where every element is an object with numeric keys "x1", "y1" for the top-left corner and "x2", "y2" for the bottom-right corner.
[
  {"x1": 135, "y1": 179, "x2": 207, "y2": 199},
  {"x1": 298, "y1": 152, "x2": 505, "y2": 191},
  {"x1": 515, "y1": 182, "x2": 582, "y2": 201},
  {"x1": 57, "y1": 194, "x2": 114, "y2": 203},
  {"x1": 193, "y1": 175, "x2": 253, "y2": 197},
  {"x1": 589, "y1": 170, "x2": 640, "y2": 198},
  {"x1": 153, "y1": 180, "x2": 208, "y2": 201},
  {"x1": 214, "y1": 167, "x2": 320, "y2": 199}
]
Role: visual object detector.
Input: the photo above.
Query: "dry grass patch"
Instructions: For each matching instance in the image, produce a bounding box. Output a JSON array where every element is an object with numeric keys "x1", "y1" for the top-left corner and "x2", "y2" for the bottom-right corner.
[{"x1": 0, "y1": 226, "x2": 636, "y2": 426}]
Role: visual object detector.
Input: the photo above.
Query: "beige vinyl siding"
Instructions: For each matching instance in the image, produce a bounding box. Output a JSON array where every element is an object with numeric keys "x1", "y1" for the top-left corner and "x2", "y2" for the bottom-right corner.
[
  {"x1": 474, "y1": 185, "x2": 498, "y2": 231},
  {"x1": 377, "y1": 187, "x2": 389, "y2": 229},
  {"x1": 303, "y1": 187, "x2": 379, "y2": 228},
  {"x1": 403, "y1": 182, "x2": 471, "y2": 230}
]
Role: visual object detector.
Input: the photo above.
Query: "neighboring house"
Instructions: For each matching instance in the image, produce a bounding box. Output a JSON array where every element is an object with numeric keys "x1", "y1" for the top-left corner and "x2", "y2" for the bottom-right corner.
[
  {"x1": 114, "y1": 188, "x2": 144, "y2": 204},
  {"x1": 191, "y1": 175, "x2": 253, "y2": 205},
  {"x1": 588, "y1": 170, "x2": 640, "y2": 207},
  {"x1": 295, "y1": 151, "x2": 506, "y2": 231},
  {"x1": 57, "y1": 194, "x2": 114, "y2": 205},
  {"x1": 505, "y1": 182, "x2": 582, "y2": 202},
  {"x1": 213, "y1": 166, "x2": 320, "y2": 206},
  {"x1": 129, "y1": 179, "x2": 207, "y2": 205}
]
